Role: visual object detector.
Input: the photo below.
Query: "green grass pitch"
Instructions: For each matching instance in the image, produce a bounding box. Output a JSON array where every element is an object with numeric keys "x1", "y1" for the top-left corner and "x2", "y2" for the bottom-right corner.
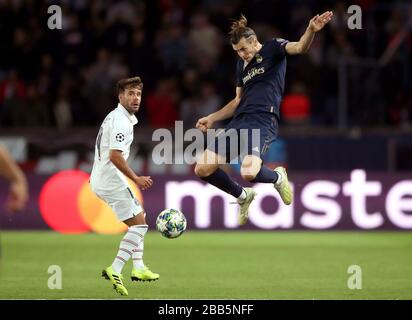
[{"x1": 0, "y1": 231, "x2": 411, "y2": 299}]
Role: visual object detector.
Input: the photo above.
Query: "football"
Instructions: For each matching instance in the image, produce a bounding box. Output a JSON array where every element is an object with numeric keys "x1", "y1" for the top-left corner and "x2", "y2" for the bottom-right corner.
[{"x1": 156, "y1": 208, "x2": 187, "y2": 239}]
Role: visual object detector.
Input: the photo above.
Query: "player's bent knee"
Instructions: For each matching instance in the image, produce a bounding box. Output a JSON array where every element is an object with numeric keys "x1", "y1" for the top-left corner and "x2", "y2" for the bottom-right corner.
[
  {"x1": 240, "y1": 156, "x2": 261, "y2": 181},
  {"x1": 194, "y1": 164, "x2": 214, "y2": 178},
  {"x1": 240, "y1": 172, "x2": 258, "y2": 182},
  {"x1": 194, "y1": 164, "x2": 203, "y2": 177},
  {"x1": 240, "y1": 166, "x2": 260, "y2": 181}
]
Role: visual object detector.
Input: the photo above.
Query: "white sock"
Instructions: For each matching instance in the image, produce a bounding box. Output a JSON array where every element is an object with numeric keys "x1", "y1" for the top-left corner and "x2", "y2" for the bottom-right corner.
[
  {"x1": 111, "y1": 225, "x2": 146, "y2": 273},
  {"x1": 274, "y1": 171, "x2": 282, "y2": 186},
  {"x1": 237, "y1": 188, "x2": 247, "y2": 201},
  {"x1": 133, "y1": 240, "x2": 145, "y2": 270},
  {"x1": 130, "y1": 225, "x2": 148, "y2": 270}
]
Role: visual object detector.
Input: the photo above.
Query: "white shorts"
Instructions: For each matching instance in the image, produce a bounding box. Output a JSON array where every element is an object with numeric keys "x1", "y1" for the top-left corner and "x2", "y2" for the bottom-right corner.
[{"x1": 94, "y1": 187, "x2": 143, "y2": 222}]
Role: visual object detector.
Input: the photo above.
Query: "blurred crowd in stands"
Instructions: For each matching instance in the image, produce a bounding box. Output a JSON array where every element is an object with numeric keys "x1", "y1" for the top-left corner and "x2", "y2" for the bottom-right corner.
[{"x1": 0, "y1": 0, "x2": 411, "y2": 130}]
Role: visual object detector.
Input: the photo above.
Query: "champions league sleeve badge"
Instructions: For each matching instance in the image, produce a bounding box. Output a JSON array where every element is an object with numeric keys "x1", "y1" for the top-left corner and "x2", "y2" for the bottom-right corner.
[{"x1": 115, "y1": 133, "x2": 125, "y2": 142}]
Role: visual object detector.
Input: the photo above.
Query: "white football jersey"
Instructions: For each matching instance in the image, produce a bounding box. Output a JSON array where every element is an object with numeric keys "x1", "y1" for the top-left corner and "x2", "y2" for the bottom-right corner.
[{"x1": 90, "y1": 103, "x2": 138, "y2": 193}]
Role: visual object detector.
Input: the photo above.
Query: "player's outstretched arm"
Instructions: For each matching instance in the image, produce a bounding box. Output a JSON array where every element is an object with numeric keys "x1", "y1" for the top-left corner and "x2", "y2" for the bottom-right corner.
[
  {"x1": 109, "y1": 149, "x2": 153, "y2": 190},
  {"x1": 0, "y1": 145, "x2": 28, "y2": 212},
  {"x1": 196, "y1": 87, "x2": 242, "y2": 132},
  {"x1": 286, "y1": 11, "x2": 333, "y2": 55}
]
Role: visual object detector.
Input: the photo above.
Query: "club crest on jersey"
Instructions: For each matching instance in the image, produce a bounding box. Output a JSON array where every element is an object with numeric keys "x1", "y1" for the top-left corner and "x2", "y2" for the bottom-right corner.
[
  {"x1": 255, "y1": 54, "x2": 263, "y2": 63},
  {"x1": 116, "y1": 133, "x2": 125, "y2": 142}
]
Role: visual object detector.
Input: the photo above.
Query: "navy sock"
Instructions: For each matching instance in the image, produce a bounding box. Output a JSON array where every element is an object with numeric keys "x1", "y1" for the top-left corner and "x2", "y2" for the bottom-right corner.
[
  {"x1": 251, "y1": 166, "x2": 279, "y2": 183},
  {"x1": 200, "y1": 168, "x2": 243, "y2": 198}
]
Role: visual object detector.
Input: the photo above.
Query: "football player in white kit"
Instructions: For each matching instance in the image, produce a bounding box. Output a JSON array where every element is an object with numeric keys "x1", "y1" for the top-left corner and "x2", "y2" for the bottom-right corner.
[{"x1": 90, "y1": 77, "x2": 159, "y2": 296}]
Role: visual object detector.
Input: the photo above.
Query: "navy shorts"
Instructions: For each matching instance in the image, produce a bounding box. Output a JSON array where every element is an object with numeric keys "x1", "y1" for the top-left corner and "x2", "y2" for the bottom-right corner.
[{"x1": 207, "y1": 112, "x2": 278, "y2": 163}]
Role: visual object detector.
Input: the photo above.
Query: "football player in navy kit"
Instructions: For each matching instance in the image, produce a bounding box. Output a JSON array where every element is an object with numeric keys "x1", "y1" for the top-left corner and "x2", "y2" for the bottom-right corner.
[{"x1": 195, "y1": 12, "x2": 333, "y2": 225}]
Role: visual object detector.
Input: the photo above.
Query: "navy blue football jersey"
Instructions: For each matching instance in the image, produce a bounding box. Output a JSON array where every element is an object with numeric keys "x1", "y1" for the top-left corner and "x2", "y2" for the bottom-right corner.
[{"x1": 235, "y1": 38, "x2": 289, "y2": 119}]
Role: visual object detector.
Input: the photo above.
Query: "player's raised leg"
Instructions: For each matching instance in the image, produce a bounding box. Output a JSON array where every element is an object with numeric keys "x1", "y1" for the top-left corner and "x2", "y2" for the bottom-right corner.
[
  {"x1": 273, "y1": 166, "x2": 293, "y2": 205},
  {"x1": 195, "y1": 149, "x2": 255, "y2": 225},
  {"x1": 240, "y1": 154, "x2": 293, "y2": 205},
  {"x1": 195, "y1": 149, "x2": 252, "y2": 196},
  {"x1": 195, "y1": 149, "x2": 246, "y2": 197}
]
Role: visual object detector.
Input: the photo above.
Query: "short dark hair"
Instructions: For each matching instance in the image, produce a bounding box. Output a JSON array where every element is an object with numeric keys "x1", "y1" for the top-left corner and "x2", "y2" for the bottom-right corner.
[
  {"x1": 229, "y1": 14, "x2": 256, "y2": 45},
  {"x1": 117, "y1": 76, "x2": 143, "y2": 94}
]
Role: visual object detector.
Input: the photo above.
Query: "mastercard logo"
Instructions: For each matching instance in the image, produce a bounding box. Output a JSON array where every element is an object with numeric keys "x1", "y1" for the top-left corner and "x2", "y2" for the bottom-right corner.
[{"x1": 39, "y1": 170, "x2": 143, "y2": 234}]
